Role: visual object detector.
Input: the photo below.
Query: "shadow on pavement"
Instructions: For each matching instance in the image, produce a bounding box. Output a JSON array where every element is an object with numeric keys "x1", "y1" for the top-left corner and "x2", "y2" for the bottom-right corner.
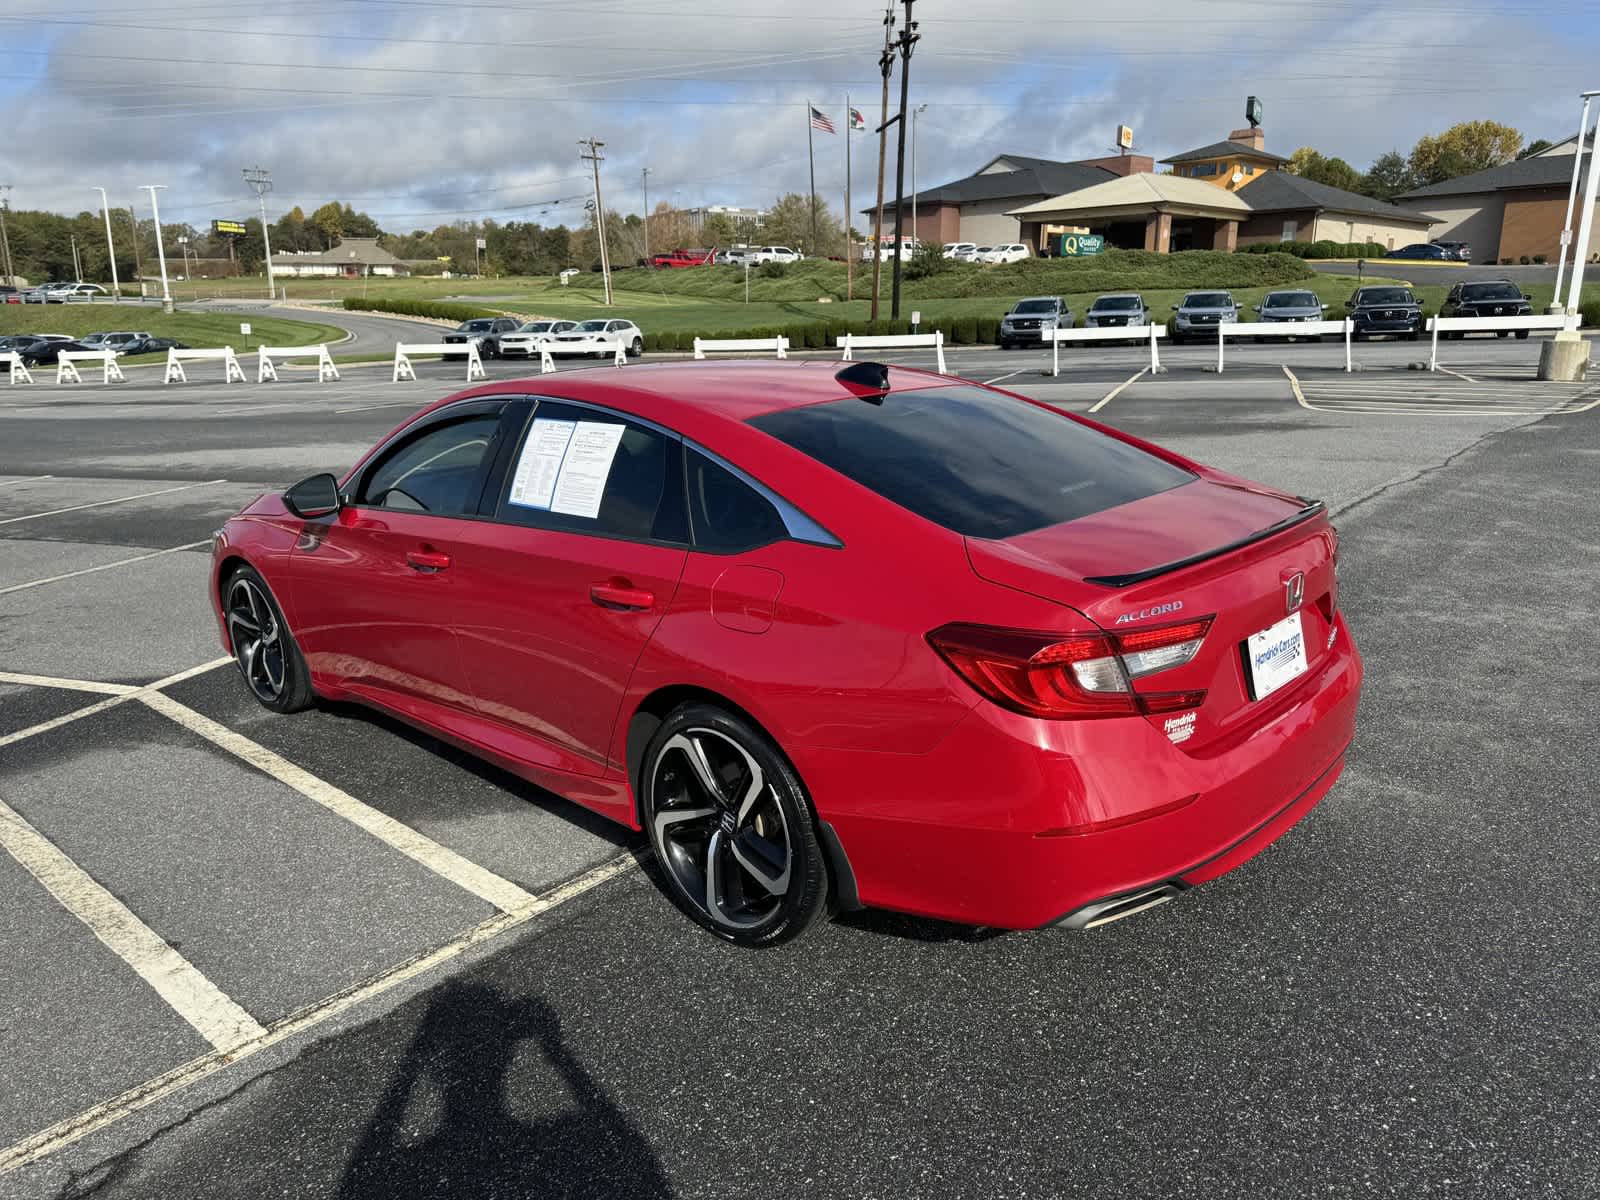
[{"x1": 339, "y1": 982, "x2": 673, "y2": 1200}]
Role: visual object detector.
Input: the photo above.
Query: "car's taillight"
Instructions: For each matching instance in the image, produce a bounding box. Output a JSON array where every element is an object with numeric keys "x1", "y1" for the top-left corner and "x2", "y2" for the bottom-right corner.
[{"x1": 928, "y1": 618, "x2": 1212, "y2": 720}]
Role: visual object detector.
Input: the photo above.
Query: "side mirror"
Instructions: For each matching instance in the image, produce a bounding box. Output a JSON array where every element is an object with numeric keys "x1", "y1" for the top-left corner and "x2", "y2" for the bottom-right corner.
[
  {"x1": 284, "y1": 473, "x2": 342, "y2": 520},
  {"x1": 1170, "y1": 304, "x2": 1179, "y2": 311},
  {"x1": 1523, "y1": 293, "x2": 1532, "y2": 301},
  {"x1": 1252, "y1": 305, "x2": 1262, "y2": 313},
  {"x1": 1321, "y1": 303, "x2": 1329, "y2": 311}
]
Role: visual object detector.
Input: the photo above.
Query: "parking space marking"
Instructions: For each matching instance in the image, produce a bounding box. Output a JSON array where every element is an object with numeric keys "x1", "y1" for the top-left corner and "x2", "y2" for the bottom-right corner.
[
  {"x1": 0, "y1": 659, "x2": 232, "y2": 749},
  {"x1": 0, "y1": 479, "x2": 227, "y2": 527},
  {"x1": 1283, "y1": 365, "x2": 1312, "y2": 410},
  {"x1": 0, "y1": 850, "x2": 638, "y2": 1175},
  {"x1": 0, "y1": 794, "x2": 268, "y2": 1052},
  {"x1": 981, "y1": 367, "x2": 1032, "y2": 386},
  {"x1": 140, "y1": 691, "x2": 537, "y2": 914},
  {"x1": 0, "y1": 475, "x2": 52, "y2": 489},
  {"x1": 0, "y1": 672, "x2": 135, "y2": 695},
  {"x1": 1089, "y1": 368, "x2": 1148, "y2": 414},
  {"x1": 334, "y1": 399, "x2": 427, "y2": 414},
  {"x1": 0, "y1": 541, "x2": 210, "y2": 596},
  {"x1": 1434, "y1": 365, "x2": 1477, "y2": 384}
]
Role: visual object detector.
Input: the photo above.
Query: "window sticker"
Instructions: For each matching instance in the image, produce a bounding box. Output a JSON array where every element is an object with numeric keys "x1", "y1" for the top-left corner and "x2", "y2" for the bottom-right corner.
[
  {"x1": 507, "y1": 418, "x2": 576, "y2": 510},
  {"x1": 549, "y1": 421, "x2": 626, "y2": 518}
]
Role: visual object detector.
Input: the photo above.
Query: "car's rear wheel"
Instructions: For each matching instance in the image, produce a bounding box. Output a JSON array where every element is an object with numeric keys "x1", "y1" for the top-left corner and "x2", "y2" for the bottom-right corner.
[
  {"x1": 224, "y1": 566, "x2": 314, "y2": 713},
  {"x1": 641, "y1": 703, "x2": 830, "y2": 947},
  {"x1": 1514, "y1": 330, "x2": 1530, "y2": 340},
  {"x1": 629, "y1": 336, "x2": 643, "y2": 357}
]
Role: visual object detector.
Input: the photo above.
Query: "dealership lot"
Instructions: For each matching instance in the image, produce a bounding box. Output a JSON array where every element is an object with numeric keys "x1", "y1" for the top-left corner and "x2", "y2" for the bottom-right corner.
[{"x1": 2, "y1": 345, "x2": 1599, "y2": 1197}]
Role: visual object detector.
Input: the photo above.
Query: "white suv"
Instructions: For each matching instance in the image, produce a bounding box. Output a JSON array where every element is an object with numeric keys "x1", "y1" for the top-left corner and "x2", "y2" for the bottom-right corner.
[
  {"x1": 942, "y1": 242, "x2": 976, "y2": 260},
  {"x1": 746, "y1": 246, "x2": 801, "y2": 264},
  {"x1": 980, "y1": 244, "x2": 1031, "y2": 264}
]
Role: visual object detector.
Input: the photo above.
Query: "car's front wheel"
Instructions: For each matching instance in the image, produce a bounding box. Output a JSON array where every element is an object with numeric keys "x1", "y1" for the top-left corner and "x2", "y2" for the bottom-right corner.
[
  {"x1": 629, "y1": 336, "x2": 643, "y2": 358},
  {"x1": 224, "y1": 565, "x2": 314, "y2": 713},
  {"x1": 640, "y1": 703, "x2": 830, "y2": 947}
]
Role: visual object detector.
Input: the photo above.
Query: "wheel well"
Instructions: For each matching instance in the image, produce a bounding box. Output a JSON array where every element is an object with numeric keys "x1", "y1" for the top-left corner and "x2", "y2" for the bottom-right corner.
[{"x1": 215, "y1": 554, "x2": 249, "y2": 602}]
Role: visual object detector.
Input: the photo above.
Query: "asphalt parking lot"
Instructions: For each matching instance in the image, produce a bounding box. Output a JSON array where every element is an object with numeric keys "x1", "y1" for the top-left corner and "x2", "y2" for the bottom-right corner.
[{"x1": 2, "y1": 332, "x2": 1599, "y2": 1198}]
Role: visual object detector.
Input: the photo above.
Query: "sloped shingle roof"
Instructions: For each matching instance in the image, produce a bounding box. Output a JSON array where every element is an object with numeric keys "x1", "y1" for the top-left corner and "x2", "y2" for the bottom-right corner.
[
  {"x1": 1162, "y1": 139, "x2": 1291, "y2": 166},
  {"x1": 870, "y1": 156, "x2": 1115, "y2": 212},
  {"x1": 1008, "y1": 173, "x2": 1252, "y2": 218},
  {"x1": 1399, "y1": 155, "x2": 1579, "y2": 199},
  {"x1": 1238, "y1": 172, "x2": 1437, "y2": 224}
]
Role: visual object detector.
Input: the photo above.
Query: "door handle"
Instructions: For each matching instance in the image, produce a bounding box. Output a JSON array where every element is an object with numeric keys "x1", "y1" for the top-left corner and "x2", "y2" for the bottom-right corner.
[
  {"x1": 406, "y1": 548, "x2": 452, "y2": 572},
  {"x1": 590, "y1": 580, "x2": 655, "y2": 610}
]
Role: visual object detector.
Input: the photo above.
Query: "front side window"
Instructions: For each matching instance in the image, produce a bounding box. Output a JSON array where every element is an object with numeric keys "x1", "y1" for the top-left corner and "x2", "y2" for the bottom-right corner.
[
  {"x1": 750, "y1": 386, "x2": 1194, "y2": 540},
  {"x1": 496, "y1": 402, "x2": 686, "y2": 543},
  {"x1": 359, "y1": 413, "x2": 502, "y2": 515}
]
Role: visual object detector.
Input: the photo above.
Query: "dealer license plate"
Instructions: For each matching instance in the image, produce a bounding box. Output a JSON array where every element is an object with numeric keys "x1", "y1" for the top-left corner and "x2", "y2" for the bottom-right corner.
[{"x1": 1245, "y1": 611, "x2": 1308, "y2": 700}]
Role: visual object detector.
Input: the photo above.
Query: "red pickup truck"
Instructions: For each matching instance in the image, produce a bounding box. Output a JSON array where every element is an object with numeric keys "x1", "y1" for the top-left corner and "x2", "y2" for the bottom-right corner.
[{"x1": 651, "y1": 248, "x2": 715, "y2": 269}]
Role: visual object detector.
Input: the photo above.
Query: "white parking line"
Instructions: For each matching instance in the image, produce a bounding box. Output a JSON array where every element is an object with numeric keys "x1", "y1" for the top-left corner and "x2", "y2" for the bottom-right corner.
[
  {"x1": 0, "y1": 479, "x2": 227, "y2": 526},
  {"x1": 0, "y1": 475, "x2": 52, "y2": 489},
  {"x1": 0, "y1": 659, "x2": 232, "y2": 749},
  {"x1": 0, "y1": 541, "x2": 209, "y2": 596},
  {"x1": 334, "y1": 399, "x2": 427, "y2": 414},
  {"x1": 1435, "y1": 365, "x2": 1477, "y2": 384},
  {"x1": 1283, "y1": 365, "x2": 1312, "y2": 410},
  {"x1": 0, "y1": 672, "x2": 134, "y2": 695},
  {"x1": 0, "y1": 795, "x2": 267, "y2": 1052},
  {"x1": 0, "y1": 850, "x2": 639, "y2": 1175},
  {"x1": 140, "y1": 691, "x2": 537, "y2": 914},
  {"x1": 1089, "y1": 368, "x2": 1148, "y2": 414}
]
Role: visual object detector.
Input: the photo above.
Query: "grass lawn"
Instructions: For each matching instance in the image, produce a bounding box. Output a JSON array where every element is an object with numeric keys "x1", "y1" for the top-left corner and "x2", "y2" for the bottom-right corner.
[{"x1": 0, "y1": 307, "x2": 347, "y2": 366}]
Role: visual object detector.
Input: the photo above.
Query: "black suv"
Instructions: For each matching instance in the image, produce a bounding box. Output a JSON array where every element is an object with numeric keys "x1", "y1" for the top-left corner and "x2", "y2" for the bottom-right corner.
[
  {"x1": 442, "y1": 316, "x2": 522, "y2": 358},
  {"x1": 1439, "y1": 280, "x2": 1533, "y2": 338},
  {"x1": 1345, "y1": 286, "x2": 1423, "y2": 340}
]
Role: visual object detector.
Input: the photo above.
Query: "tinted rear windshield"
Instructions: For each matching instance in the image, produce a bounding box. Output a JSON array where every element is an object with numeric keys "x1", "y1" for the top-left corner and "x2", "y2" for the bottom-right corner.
[
  {"x1": 1091, "y1": 296, "x2": 1140, "y2": 310},
  {"x1": 749, "y1": 386, "x2": 1195, "y2": 539},
  {"x1": 1462, "y1": 283, "x2": 1522, "y2": 300},
  {"x1": 1184, "y1": 293, "x2": 1231, "y2": 307},
  {"x1": 1358, "y1": 288, "x2": 1413, "y2": 304},
  {"x1": 1012, "y1": 300, "x2": 1056, "y2": 314},
  {"x1": 1265, "y1": 292, "x2": 1318, "y2": 307}
]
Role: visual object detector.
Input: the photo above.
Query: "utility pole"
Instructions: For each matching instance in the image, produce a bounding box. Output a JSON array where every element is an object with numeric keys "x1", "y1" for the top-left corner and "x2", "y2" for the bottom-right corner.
[
  {"x1": 141, "y1": 185, "x2": 173, "y2": 313},
  {"x1": 580, "y1": 137, "x2": 613, "y2": 306},
  {"x1": 911, "y1": 103, "x2": 927, "y2": 249},
  {"x1": 71, "y1": 234, "x2": 83, "y2": 283},
  {"x1": 889, "y1": 0, "x2": 920, "y2": 320},
  {"x1": 641, "y1": 167, "x2": 651, "y2": 263},
  {"x1": 243, "y1": 166, "x2": 277, "y2": 301},
  {"x1": 94, "y1": 188, "x2": 120, "y2": 301},
  {"x1": 0, "y1": 186, "x2": 15, "y2": 288},
  {"x1": 870, "y1": 4, "x2": 895, "y2": 321},
  {"x1": 127, "y1": 205, "x2": 144, "y2": 291}
]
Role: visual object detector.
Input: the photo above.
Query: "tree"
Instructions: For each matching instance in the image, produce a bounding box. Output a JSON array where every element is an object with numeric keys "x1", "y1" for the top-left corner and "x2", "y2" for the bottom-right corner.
[
  {"x1": 759, "y1": 193, "x2": 846, "y2": 258},
  {"x1": 340, "y1": 203, "x2": 382, "y2": 238},
  {"x1": 1361, "y1": 150, "x2": 1415, "y2": 200},
  {"x1": 309, "y1": 202, "x2": 344, "y2": 250},
  {"x1": 1408, "y1": 121, "x2": 1521, "y2": 185},
  {"x1": 1517, "y1": 138, "x2": 1554, "y2": 160},
  {"x1": 1286, "y1": 147, "x2": 1364, "y2": 193}
]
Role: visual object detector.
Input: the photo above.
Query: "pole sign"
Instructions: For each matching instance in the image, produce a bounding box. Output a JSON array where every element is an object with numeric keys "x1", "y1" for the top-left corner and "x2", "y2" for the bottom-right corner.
[
  {"x1": 212, "y1": 219, "x2": 248, "y2": 237},
  {"x1": 1059, "y1": 234, "x2": 1105, "y2": 257}
]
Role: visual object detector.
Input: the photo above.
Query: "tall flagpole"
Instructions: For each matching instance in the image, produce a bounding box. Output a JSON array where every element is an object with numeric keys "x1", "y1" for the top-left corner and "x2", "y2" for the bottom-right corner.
[
  {"x1": 807, "y1": 101, "x2": 818, "y2": 255},
  {"x1": 845, "y1": 92, "x2": 853, "y2": 301}
]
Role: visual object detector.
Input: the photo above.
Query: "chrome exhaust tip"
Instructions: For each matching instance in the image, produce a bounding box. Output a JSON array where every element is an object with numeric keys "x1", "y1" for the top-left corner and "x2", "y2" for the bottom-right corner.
[{"x1": 1056, "y1": 883, "x2": 1185, "y2": 931}]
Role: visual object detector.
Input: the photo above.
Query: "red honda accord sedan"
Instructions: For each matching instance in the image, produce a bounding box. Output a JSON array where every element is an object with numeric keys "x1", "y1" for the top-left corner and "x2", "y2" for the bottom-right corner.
[{"x1": 210, "y1": 361, "x2": 1362, "y2": 946}]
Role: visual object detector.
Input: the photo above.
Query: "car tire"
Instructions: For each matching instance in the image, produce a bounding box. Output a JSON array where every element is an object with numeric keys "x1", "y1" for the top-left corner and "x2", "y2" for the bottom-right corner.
[
  {"x1": 1514, "y1": 330, "x2": 1530, "y2": 340},
  {"x1": 629, "y1": 336, "x2": 643, "y2": 358},
  {"x1": 1406, "y1": 331, "x2": 1420, "y2": 342},
  {"x1": 640, "y1": 702, "x2": 831, "y2": 947},
  {"x1": 223, "y1": 565, "x2": 314, "y2": 714},
  {"x1": 1496, "y1": 330, "x2": 1509, "y2": 339}
]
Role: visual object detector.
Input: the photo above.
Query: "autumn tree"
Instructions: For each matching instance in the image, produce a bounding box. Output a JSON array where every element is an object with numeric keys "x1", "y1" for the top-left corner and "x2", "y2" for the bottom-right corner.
[
  {"x1": 759, "y1": 193, "x2": 846, "y2": 257},
  {"x1": 1287, "y1": 148, "x2": 1365, "y2": 193},
  {"x1": 1408, "y1": 121, "x2": 1521, "y2": 185},
  {"x1": 1361, "y1": 151, "x2": 1415, "y2": 200}
]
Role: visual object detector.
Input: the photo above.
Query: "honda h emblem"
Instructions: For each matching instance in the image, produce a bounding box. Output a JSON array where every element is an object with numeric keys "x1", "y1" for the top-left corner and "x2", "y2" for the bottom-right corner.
[{"x1": 1284, "y1": 571, "x2": 1305, "y2": 614}]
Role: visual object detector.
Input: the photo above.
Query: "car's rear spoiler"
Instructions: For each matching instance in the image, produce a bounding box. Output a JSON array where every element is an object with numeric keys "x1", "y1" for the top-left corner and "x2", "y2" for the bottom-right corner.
[{"x1": 1084, "y1": 500, "x2": 1326, "y2": 588}]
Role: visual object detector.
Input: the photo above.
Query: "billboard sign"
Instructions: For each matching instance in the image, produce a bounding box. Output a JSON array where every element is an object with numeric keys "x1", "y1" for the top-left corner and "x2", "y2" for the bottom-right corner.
[
  {"x1": 1116, "y1": 124, "x2": 1134, "y2": 150},
  {"x1": 1059, "y1": 234, "x2": 1105, "y2": 257},
  {"x1": 212, "y1": 219, "x2": 248, "y2": 237}
]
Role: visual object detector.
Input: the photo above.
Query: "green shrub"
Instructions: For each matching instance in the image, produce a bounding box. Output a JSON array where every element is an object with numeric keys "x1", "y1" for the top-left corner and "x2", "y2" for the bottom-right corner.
[
  {"x1": 757, "y1": 261, "x2": 790, "y2": 279},
  {"x1": 1578, "y1": 298, "x2": 1600, "y2": 330},
  {"x1": 975, "y1": 316, "x2": 999, "y2": 344},
  {"x1": 343, "y1": 297, "x2": 501, "y2": 321},
  {"x1": 953, "y1": 316, "x2": 979, "y2": 345},
  {"x1": 903, "y1": 246, "x2": 952, "y2": 281},
  {"x1": 1532, "y1": 254, "x2": 1548, "y2": 264}
]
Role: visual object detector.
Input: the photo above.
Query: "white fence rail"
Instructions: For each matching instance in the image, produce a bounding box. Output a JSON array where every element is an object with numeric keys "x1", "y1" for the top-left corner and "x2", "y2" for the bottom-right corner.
[
  {"x1": 56, "y1": 349, "x2": 126, "y2": 385},
  {"x1": 165, "y1": 347, "x2": 245, "y2": 384},
  {"x1": 393, "y1": 340, "x2": 486, "y2": 383},
  {"x1": 0, "y1": 352, "x2": 35, "y2": 385},
  {"x1": 836, "y1": 331, "x2": 946, "y2": 374},
  {"x1": 1214, "y1": 320, "x2": 1354, "y2": 373},
  {"x1": 1044, "y1": 325, "x2": 1168, "y2": 376},
  {"x1": 545, "y1": 339, "x2": 628, "y2": 366},
  {"x1": 1426, "y1": 314, "x2": 1582, "y2": 372},
  {"x1": 258, "y1": 344, "x2": 340, "y2": 383},
  {"x1": 694, "y1": 336, "x2": 789, "y2": 360}
]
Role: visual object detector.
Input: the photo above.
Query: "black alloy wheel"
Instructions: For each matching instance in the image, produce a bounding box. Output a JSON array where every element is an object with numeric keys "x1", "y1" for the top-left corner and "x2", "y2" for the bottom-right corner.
[
  {"x1": 225, "y1": 567, "x2": 314, "y2": 713},
  {"x1": 641, "y1": 703, "x2": 830, "y2": 946},
  {"x1": 629, "y1": 336, "x2": 643, "y2": 358}
]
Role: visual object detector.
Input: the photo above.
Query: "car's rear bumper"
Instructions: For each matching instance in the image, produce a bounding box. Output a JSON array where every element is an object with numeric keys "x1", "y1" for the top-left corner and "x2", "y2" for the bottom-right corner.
[{"x1": 808, "y1": 612, "x2": 1363, "y2": 930}]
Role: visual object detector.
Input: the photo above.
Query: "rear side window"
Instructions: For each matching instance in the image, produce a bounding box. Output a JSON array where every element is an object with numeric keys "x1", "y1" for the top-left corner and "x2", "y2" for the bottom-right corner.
[
  {"x1": 749, "y1": 386, "x2": 1194, "y2": 540},
  {"x1": 685, "y1": 450, "x2": 787, "y2": 552}
]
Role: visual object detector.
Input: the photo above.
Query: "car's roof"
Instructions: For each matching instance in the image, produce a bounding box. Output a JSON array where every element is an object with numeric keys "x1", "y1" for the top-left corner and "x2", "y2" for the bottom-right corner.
[
  {"x1": 1014, "y1": 295, "x2": 1059, "y2": 303},
  {"x1": 439, "y1": 360, "x2": 960, "y2": 429},
  {"x1": 1092, "y1": 292, "x2": 1142, "y2": 300}
]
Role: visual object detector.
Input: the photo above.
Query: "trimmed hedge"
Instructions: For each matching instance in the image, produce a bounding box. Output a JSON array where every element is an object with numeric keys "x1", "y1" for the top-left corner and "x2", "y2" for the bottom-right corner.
[
  {"x1": 1237, "y1": 240, "x2": 1389, "y2": 260},
  {"x1": 343, "y1": 297, "x2": 503, "y2": 321}
]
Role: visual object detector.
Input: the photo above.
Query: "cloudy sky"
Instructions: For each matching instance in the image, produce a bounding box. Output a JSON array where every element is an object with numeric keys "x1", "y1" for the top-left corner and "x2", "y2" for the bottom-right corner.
[{"x1": 1, "y1": 0, "x2": 1596, "y2": 233}]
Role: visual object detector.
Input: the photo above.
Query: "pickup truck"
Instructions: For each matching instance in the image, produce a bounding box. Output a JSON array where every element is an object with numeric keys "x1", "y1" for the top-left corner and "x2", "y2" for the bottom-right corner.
[{"x1": 651, "y1": 248, "x2": 715, "y2": 269}]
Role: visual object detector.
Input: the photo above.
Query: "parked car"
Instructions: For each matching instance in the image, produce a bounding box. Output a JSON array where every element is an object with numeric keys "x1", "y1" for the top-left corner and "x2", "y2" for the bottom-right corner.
[
  {"x1": 998, "y1": 296, "x2": 1074, "y2": 348},
  {"x1": 0, "y1": 334, "x2": 47, "y2": 354},
  {"x1": 498, "y1": 320, "x2": 579, "y2": 358},
  {"x1": 45, "y1": 283, "x2": 108, "y2": 301},
  {"x1": 715, "y1": 247, "x2": 751, "y2": 265},
  {"x1": 550, "y1": 318, "x2": 644, "y2": 358},
  {"x1": 442, "y1": 317, "x2": 522, "y2": 359},
  {"x1": 862, "y1": 238, "x2": 920, "y2": 262},
  {"x1": 1170, "y1": 291, "x2": 1240, "y2": 342},
  {"x1": 1344, "y1": 286, "x2": 1424, "y2": 340},
  {"x1": 1083, "y1": 293, "x2": 1151, "y2": 329},
  {"x1": 213, "y1": 361, "x2": 1361, "y2": 945},
  {"x1": 651, "y1": 248, "x2": 715, "y2": 269},
  {"x1": 942, "y1": 242, "x2": 976, "y2": 260},
  {"x1": 19, "y1": 338, "x2": 94, "y2": 366},
  {"x1": 79, "y1": 331, "x2": 151, "y2": 355},
  {"x1": 1253, "y1": 290, "x2": 1329, "y2": 341},
  {"x1": 746, "y1": 246, "x2": 802, "y2": 265},
  {"x1": 1383, "y1": 243, "x2": 1452, "y2": 261},
  {"x1": 980, "y1": 244, "x2": 1031, "y2": 265},
  {"x1": 1439, "y1": 280, "x2": 1534, "y2": 338},
  {"x1": 1430, "y1": 240, "x2": 1472, "y2": 262},
  {"x1": 954, "y1": 245, "x2": 991, "y2": 263},
  {"x1": 127, "y1": 335, "x2": 189, "y2": 355}
]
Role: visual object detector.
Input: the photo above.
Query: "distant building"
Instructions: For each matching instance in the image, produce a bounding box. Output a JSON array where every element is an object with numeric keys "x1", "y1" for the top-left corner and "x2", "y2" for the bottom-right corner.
[
  {"x1": 269, "y1": 238, "x2": 410, "y2": 278},
  {"x1": 682, "y1": 205, "x2": 766, "y2": 233},
  {"x1": 1161, "y1": 125, "x2": 1290, "y2": 191}
]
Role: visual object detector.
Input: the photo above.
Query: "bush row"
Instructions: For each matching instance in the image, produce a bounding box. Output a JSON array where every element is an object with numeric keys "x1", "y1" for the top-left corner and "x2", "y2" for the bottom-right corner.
[
  {"x1": 1237, "y1": 240, "x2": 1390, "y2": 260},
  {"x1": 342, "y1": 297, "x2": 502, "y2": 321},
  {"x1": 638, "y1": 315, "x2": 1003, "y2": 354}
]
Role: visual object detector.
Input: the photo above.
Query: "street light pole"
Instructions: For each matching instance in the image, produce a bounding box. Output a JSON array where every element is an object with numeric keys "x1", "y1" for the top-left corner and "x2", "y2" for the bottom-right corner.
[
  {"x1": 1553, "y1": 91, "x2": 1598, "y2": 313},
  {"x1": 141, "y1": 185, "x2": 174, "y2": 313},
  {"x1": 911, "y1": 103, "x2": 927, "y2": 249},
  {"x1": 1562, "y1": 97, "x2": 1600, "y2": 320},
  {"x1": 94, "y1": 187, "x2": 120, "y2": 301},
  {"x1": 642, "y1": 167, "x2": 651, "y2": 263},
  {"x1": 243, "y1": 167, "x2": 276, "y2": 301},
  {"x1": 0, "y1": 185, "x2": 14, "y2": 288}
]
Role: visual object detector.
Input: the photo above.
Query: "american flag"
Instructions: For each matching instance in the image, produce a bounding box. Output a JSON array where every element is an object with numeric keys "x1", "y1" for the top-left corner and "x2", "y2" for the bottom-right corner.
[{"x1": 809, "y1": 106, "x2": 836, "y2": 134}]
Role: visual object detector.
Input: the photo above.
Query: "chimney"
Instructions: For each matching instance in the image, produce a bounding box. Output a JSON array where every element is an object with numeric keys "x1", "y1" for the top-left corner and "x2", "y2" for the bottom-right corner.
[{"x1": 1227, "y1": 126, "x2": 1265, "y2": 151}]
